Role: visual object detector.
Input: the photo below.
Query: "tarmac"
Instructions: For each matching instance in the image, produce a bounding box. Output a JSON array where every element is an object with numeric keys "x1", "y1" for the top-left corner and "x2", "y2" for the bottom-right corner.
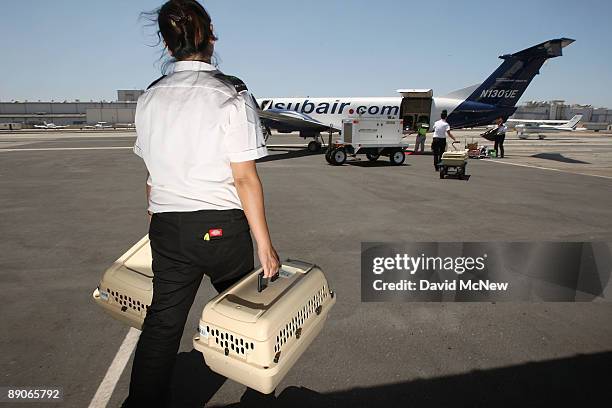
[{"x1": 1, "y1": 130, "x2": 612, "y2": 407}]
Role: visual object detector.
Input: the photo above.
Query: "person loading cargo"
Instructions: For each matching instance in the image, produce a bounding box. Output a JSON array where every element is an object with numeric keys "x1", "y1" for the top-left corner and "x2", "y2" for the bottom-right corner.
[
  {"x1": 432, "y1": 111, "x2": 457, "y2": 170},
  {"x1": 414, "y1": 122, "x2": 428, "y2": 153},
  {"x1": 494, "y1": 117, "x2": 507, "y2": 158},
  {"x1": 124, "y1": 1, "x2": 280, "y2": 406}
]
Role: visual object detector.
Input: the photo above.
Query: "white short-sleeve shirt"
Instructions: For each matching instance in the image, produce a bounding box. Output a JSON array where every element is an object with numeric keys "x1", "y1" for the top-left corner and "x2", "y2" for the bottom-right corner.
[
  {"x1": 134, "y1": 60, "x2": 268, "y2": 213},
  {"x1": 433, "y1": 119, "x2": 450, "y2": 138}
]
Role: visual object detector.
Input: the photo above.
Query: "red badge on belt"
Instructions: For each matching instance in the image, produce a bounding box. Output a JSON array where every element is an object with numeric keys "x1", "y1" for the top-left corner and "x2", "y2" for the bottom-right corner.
[{"x1": 209, "y1": 228, "x2": 223, "y2": 238}]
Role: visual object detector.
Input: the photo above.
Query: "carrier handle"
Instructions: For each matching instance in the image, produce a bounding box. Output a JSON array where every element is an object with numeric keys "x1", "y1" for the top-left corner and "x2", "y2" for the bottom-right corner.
[{"x1": 257, "y1": 271, "x2": 279, "y2": 293}]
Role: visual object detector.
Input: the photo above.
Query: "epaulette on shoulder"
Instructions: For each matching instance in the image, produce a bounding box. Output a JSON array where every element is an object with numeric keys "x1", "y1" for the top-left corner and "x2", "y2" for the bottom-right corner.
[
  {"x1": 146, "y1": 75, "x2": 166, "y2": 90},
  {"x1": 214, "y1": 73, "x2": 248, "y2": 94}
]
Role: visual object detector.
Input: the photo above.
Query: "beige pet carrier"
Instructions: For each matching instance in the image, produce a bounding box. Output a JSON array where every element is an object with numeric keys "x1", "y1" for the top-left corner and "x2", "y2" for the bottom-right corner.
[
  {"x1": 441, "y1": 149, "x2": 469, "y2": 166},
  {"x1": 92, "y1": 235, "x2": 152, "y2": 330},
  {"x1": 193, "y1": 260, "x2": 336, "y2": 394}
]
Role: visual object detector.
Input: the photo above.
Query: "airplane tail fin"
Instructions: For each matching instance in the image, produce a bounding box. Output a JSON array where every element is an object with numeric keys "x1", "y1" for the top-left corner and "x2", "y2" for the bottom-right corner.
[
  {"x1": 458, "y1": 38, "x2": 574, "y2": 108},
  {"x1": 562, "y1": 114, "x2": 582, "y2": 129}
]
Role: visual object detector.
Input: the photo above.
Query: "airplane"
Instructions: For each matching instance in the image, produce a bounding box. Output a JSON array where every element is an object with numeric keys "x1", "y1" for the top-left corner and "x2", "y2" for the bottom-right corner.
[
  {"x1": 33, "y1": 121, "x2": 68, "y2": 129},
  {"x1": 256, "y1": 38, "x2": 575, "y2": 152},
  {"x1": 83, "y1": 121, "x2": 114, "y2": 129},
  {"x1": 514, "y1": 114, "x2": 586, "y2": 139},
  {"x1": 508, "y1": 117, "x2": 576, "y2": 125}
]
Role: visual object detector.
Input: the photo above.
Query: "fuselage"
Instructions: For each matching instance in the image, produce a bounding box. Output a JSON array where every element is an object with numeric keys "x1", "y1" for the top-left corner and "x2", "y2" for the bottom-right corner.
[{"x1": 257, "y1": 96, "x2": 496, "y2": 130}]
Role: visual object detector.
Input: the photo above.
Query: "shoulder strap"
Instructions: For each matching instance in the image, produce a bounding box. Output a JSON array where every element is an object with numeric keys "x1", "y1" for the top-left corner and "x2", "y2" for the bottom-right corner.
[
  {"x1": 214, "y1": 73, "x2": 248, "y2": 94},
  {"x1": 146, "y1": 75, "x2": 166, "y2": 90}
]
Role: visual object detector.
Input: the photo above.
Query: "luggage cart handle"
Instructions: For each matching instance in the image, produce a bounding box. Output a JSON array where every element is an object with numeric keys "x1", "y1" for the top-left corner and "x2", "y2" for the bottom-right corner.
[{"x1": 257, "y1": 271, "x2": 280, "y2": 292}]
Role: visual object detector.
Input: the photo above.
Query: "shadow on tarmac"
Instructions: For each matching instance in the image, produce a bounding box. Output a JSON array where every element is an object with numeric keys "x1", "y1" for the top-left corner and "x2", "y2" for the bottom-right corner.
[
  {"x1": 531, "y1": 153, "x2": 591, "y2": 164},
  {"x1": 257, "y1": 148, "x2": 324, "y2": 163},
  {"x1": 171, "y1": 350, "x2": 226, "y2": 407},
  {"x1": 172, "y1": 350, "x2": 612, "y2": 407},
  {"x1": 346, "y1": 160, "x2": 411, "y2": 168},
  {"x1": 440, "y1": 174, "x2": 472, "y2": 181}
]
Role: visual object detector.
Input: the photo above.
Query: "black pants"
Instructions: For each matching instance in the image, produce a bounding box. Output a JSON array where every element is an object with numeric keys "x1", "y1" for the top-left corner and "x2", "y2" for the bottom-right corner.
[
  {"x1": 432, "y1": 138, "x2": 447, "y2": 169},
  {"x1": 494, "y1": 134, "x2": 505, "y2": 158},
  {"x1": 123, "y1": 209, "x2": 254, "y2": 408}
]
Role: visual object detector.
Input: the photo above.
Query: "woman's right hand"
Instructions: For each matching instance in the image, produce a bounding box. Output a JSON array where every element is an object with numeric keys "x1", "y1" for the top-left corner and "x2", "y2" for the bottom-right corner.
[{"x1": 258, "y1": 244, "x2": 280, "y2": 278}]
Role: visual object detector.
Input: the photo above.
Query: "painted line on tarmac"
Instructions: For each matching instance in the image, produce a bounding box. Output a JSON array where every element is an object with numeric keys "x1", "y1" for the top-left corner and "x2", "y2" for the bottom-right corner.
[
  {"x1": 0, "y1": 146, "x2": 132, "y2": 152},
  {"x1": 88, "y1": 327, "x2": 140, "y2": 408},
  {"x1": 483, "y1": 159, "x2": 612, "y2": 180},
  {"x1": 0, "y1": 145, "x2": 306, "y2": 152}
]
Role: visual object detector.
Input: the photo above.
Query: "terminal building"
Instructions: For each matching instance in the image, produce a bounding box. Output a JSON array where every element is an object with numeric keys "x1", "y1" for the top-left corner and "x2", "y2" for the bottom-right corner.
[{"x1": 0, "y1": 90, "x2": 142, "y2": 128}]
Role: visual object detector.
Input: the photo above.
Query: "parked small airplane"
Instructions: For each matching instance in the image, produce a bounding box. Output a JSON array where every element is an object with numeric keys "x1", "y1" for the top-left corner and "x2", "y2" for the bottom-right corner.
[
  {"x1": 515, "y1": 115, "x2": 586, "y2": 139},
  {"x1": 256, "y1": 38, "x2": 575, "y2": 152},
  {"x1": 33, "y1": 121, "x2": 67, "y2": 129},
  {"x1": 83, "y1": 122, "x2": 114, "y2": 129}
]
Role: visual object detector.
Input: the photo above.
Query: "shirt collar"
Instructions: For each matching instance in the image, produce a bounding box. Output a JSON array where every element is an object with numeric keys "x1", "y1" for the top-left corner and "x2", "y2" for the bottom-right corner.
[{"x1": 173, "y1": 60, "x2": 216, "y2": 73}]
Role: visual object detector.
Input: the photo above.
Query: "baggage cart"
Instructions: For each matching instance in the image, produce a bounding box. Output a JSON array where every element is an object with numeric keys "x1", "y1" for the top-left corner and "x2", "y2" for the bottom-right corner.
[{"x1": 440, "y1": 141, "x2": 469, "y2": 180}]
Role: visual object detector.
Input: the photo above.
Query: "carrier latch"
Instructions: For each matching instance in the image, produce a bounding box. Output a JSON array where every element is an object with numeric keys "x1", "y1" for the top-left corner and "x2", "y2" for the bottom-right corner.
[
  {"x1": 296, "y1": 327, "x2": 302, "y2": 339},
  {"x1": 315, "y1": 305, "x2": 322, "y2": 315},
  {"x1": 274, "y1": 351, "x2": 281, "y2": 363}
]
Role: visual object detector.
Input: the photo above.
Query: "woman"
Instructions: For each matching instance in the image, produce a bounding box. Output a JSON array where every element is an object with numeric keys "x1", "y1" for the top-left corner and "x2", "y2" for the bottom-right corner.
[{"x1": 124, "y1": 1, "x2": 280, "y2": 406}]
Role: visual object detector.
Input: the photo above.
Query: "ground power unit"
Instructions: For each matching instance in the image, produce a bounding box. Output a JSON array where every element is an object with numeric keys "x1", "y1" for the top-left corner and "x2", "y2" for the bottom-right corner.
[
  {"x1": 92, "y1": 235, "x2": 152, "y2": 329},
  {"x1": 325, "y1": 118, "x2": 408, "y2": 165},
  {"x1": 193, "y1": 260, "x2": 336, "y2": 394}
]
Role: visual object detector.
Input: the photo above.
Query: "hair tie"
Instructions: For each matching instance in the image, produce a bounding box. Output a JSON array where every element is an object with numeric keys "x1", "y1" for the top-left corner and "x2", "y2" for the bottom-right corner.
[
  {"x1": 176, "y1": 15, "x2": 190, "y2": 24},
  {"x1": 169, "y1": 13, "x2": 190, "y2": 26}
]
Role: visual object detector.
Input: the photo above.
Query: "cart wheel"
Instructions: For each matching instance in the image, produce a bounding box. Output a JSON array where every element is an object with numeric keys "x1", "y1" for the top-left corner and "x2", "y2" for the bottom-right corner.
[
  {"x1": 330, "y1": 148, "x2": 347, "y2": 166},
  {"x1": 325, "y1": 149, "x2": 334, "y2": 164},
  {"x1": 308, "y1": 141, "x2": 322, "y2": 153},
  {"x1": 366, "y1": 152, "x2": 380, "y2": 162},
  {"x1": 389, "y1": 149, "x2": 405, "y2": 166}
]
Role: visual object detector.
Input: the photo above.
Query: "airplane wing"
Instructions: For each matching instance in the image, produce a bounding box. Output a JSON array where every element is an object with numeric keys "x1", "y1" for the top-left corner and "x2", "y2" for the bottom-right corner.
[
  {"x1": 258, "y1": 108, "x2": 340, "y2": 132},
  {"x1": 508, "y1": 118, "x2": 569, "y2": 124}
]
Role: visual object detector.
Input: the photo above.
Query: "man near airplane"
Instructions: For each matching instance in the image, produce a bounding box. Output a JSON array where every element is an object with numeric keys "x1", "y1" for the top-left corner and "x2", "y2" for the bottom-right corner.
[
  {"x1": 414, "y1": 122, "x2": 428, "y2": 153},
  {"x1": 432, "y1": 111, "x2": 456, "y2": 170},
  {"x1": 494, "y1": 117, "x2": 507, "y2": 158}
]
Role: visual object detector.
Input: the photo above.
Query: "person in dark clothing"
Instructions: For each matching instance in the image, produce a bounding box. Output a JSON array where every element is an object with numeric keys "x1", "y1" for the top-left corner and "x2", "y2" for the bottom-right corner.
[
  {"x1": 122, "y1": 1, "x2": 279, "y2": 406},
  {"x1": 431, "y1": 111, "x2": 457, "y2": 170},
  {"x1": 494, "y1": 117, "x2": 507, "y2": 158}
]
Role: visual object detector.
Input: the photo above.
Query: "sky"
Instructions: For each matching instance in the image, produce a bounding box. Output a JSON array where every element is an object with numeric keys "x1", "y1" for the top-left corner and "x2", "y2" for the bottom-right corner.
[{"x1": 0, "y1": 0, "x2": 611, "y2": 107}]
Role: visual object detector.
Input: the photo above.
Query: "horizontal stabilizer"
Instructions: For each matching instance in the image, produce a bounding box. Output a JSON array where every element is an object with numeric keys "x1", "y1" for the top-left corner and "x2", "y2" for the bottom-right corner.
[{"x1": 503, "y1": 38, "x2": 575, "y2": 60}]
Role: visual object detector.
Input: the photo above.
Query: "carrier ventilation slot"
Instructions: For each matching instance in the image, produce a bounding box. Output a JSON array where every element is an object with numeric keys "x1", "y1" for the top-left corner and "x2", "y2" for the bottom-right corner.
[
  {"x1": 109, "y1": 288, "x2": 148, "y2": 313},
  {"x1": 208, "y1": 326, "x2": 254, "y2": 357},
  {"x1": 274, "y1": 285, "x2": 328, "y2": 353}
]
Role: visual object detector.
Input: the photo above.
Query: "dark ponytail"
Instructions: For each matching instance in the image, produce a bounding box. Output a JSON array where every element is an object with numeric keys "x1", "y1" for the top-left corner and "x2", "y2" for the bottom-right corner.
[{"x1": 144, "y1": 0, "x2": 217, "y2": 63}]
